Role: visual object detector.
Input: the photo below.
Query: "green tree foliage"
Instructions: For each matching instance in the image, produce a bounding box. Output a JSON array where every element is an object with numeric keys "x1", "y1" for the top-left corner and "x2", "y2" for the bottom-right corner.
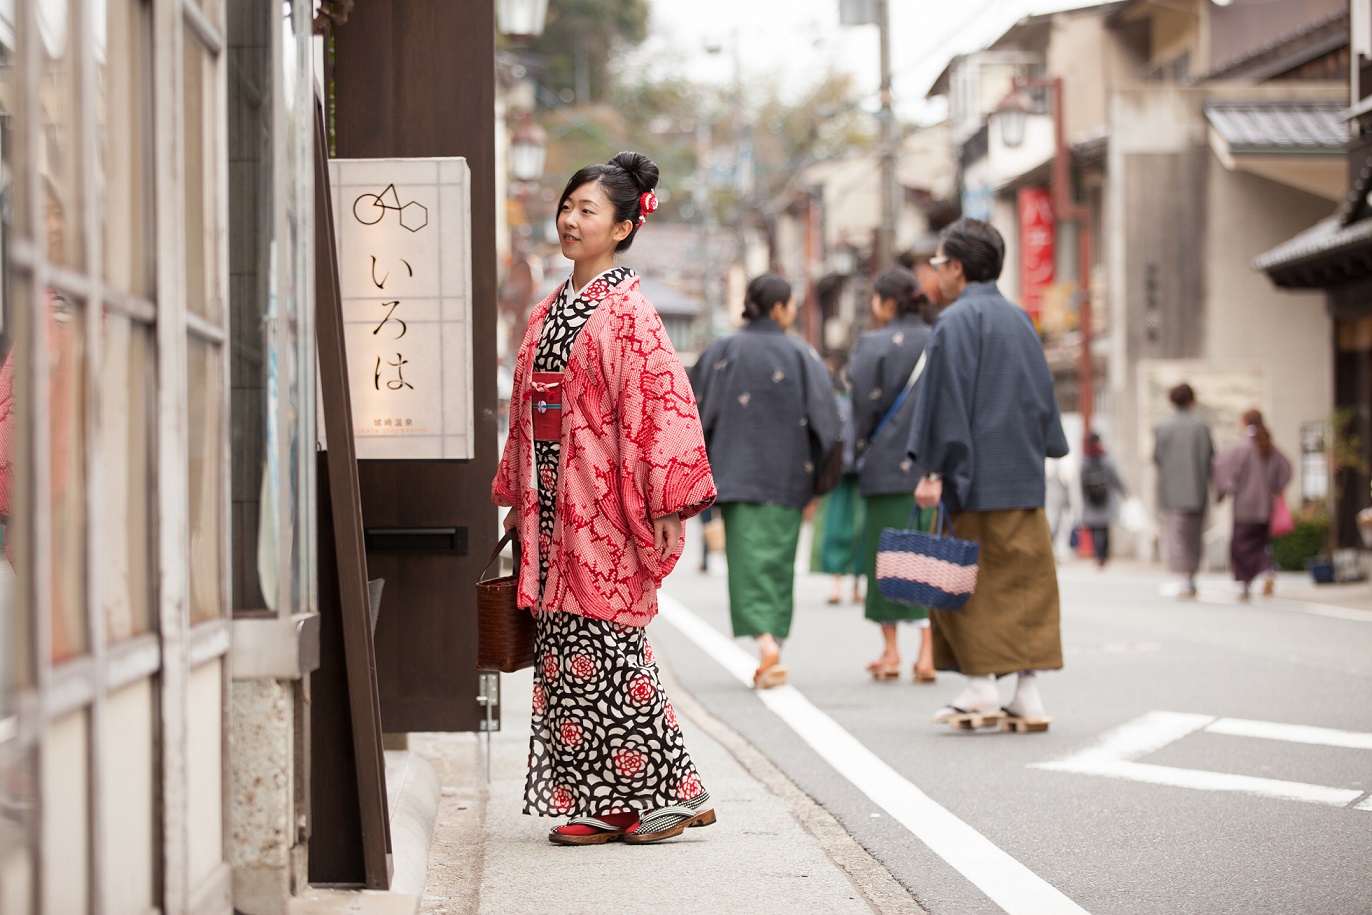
[{"x1": 527, "y1": 0, "x2": 650, "y2": 105}]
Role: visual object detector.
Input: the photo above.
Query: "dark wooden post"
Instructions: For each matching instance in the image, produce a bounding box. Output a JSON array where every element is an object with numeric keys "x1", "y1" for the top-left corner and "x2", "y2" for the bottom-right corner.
[{"x1": 330, "y1": 0, "x2": 498, "y2": 731}]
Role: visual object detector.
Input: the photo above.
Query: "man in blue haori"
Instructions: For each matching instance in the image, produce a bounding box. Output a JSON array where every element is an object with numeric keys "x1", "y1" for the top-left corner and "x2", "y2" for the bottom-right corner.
[{"x1": 906, "y1": 217, "x2": 1069, "y2": 730}]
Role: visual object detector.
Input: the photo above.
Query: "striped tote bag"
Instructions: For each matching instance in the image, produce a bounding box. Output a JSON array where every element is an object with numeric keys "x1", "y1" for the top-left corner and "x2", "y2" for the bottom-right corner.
[{"x1": 876, "y1": 504, "x2": 978, "y2": 611}]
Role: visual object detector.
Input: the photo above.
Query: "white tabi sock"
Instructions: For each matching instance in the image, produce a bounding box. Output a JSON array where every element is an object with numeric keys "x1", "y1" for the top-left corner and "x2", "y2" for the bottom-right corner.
[
  {"x1": 947, "y1": 675, "x2": 999, "y2": 712},
  {"x1": 1005, "y1": 671, "x2": 1045, "y2": 719}
]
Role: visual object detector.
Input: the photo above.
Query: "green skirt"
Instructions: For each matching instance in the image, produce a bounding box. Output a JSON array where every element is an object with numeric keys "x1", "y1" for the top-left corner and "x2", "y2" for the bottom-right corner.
[
  {"x1": 809, "y1": 474, "x2": 866, "y2": 575},
  {"x1": 720, "y1": 502, "x2": 803, "y2": 639},
  {"x1": 863, "y1": 493, "x2": 933, "y2": 623}
]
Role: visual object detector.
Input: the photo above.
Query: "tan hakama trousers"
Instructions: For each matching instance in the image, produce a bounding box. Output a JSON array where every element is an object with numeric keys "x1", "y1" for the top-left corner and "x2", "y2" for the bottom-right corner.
[{"x1": 931, "y1": 509, "x2": 1063, "y2": 676}]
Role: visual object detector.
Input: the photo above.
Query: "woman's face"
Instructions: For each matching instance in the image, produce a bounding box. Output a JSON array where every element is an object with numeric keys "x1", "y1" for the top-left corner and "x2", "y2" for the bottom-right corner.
[
  {"x1": 771, "y1": 295, "x2": 798, "y2": 331},
  {"x1": 557, "y1": 180, "x2": 631, "y2": 265},
  {"x1": 870, "y1": 293, "x2": 895, "y2": 326}
]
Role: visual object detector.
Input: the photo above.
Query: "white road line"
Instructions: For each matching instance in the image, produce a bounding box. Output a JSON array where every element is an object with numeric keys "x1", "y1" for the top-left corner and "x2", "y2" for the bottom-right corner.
[
  {"x1": 1031, "y1": 710, "x2": 1372, "y2": 810},
  {"x1": 1204, "y1": 717, "x2": 1372, "y2": 750},
  {"x1": 1036, "y1": 759, "x2": 1366, "y2": 808},
  {"x1": 657, "y1": 594, "x2": 1092, "y2": 915}
]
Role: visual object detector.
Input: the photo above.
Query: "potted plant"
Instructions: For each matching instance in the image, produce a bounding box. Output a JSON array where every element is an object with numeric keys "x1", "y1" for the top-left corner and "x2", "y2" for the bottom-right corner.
[{"x1": 1301, "y1": 409, "x2": 1369, "y2": 584}]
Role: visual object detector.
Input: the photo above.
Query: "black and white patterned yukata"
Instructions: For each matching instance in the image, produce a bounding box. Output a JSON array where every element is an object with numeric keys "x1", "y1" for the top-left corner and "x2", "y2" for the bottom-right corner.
[{"x1": 524, "y1": 267, "x2": 708, "y2": 818}]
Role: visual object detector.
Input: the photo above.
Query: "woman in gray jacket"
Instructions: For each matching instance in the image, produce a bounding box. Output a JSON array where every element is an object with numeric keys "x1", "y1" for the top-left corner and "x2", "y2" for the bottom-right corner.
[
  {"x1": 849, "y1": 269, "x2": 936, "y2": 682},
  {"x1": 691, "y1": 274, "x2": 842, "y2": 688}
]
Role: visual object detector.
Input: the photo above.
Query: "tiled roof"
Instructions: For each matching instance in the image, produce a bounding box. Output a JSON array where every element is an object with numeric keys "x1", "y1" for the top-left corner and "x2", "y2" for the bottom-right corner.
[
  {"x1": 1204, "y1": 101, "x2": 1347, "y2": 154},
  {"x1": 1253, "y1": 215, "x2": 1372, "y2": 275}
]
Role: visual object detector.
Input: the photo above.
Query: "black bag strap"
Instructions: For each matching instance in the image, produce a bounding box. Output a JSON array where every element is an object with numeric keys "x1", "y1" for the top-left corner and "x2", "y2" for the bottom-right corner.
[{"x1": 480, "y1": 528, "x2": 521, "y2": 582}]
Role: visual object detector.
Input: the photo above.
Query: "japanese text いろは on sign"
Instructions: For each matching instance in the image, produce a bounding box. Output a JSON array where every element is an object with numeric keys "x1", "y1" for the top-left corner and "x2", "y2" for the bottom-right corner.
[{"x1": 329, "y1": 158, "x2": 474, "y2": 459}]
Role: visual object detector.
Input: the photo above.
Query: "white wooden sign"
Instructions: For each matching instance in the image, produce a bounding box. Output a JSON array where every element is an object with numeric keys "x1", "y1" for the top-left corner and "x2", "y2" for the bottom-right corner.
[{"x1": 329, "y1": 157, "x2": 474, "y2": 459}]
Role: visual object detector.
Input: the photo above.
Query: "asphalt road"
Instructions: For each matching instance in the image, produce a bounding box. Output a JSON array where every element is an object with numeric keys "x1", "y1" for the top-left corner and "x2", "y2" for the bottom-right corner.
[{"x1": 653, "y1": 523, "x2": 1372, "y2": 915}]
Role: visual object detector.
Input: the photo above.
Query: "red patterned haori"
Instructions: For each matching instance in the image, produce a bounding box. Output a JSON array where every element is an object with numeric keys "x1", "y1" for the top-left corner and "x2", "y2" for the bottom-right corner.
[{"x1": 493, "y1": 271, "x2": 715, "y2": 626}]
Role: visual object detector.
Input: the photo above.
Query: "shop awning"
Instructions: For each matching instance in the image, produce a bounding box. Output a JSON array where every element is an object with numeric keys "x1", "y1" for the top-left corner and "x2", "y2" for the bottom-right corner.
[{"x1": 1206, "y1": 100, "x2": 1346, "y2": 200}]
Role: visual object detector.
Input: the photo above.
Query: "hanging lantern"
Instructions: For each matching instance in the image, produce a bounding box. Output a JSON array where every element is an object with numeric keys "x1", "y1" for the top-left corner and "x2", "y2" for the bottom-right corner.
[
  {"x1": 510, "y1": 116, "x2": 548, "y2": 182},
  {"x1": 496, "y1": 0, "x2": 549, "y2": 41}
]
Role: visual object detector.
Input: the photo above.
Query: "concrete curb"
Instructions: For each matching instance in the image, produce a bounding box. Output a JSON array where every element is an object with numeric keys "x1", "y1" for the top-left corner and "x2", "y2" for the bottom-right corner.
[{"x1": 386, "y1": 750, "x2": 443, "y2": 901}]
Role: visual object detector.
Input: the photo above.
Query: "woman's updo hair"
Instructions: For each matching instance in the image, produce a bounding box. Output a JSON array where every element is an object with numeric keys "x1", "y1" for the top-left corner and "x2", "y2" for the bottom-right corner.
[
  {"x1": 557, "y1": 151, "x2": 659, "y2": 253},
  {"x1": 872, "y1": 268, "x2": 929, "y2": 320},
  {"x1": 742, "y1": 273, "x2": 792, "y2": 322}
]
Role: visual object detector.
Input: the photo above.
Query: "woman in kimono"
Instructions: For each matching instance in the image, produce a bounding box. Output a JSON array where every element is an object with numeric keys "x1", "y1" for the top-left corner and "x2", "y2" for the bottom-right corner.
[
  {"x1": 691, "y1": 275, "x2": 841, "y2": 689},
  {"x1": 492, "y1": 152, "x2": 718, "y2": 846},
  {"x1": 849, "y1": 268, "x2": 936, "y2": 682},
  {"x1": 809, "y1": 366, "x2": 865, "y2": 606},
  {"x1": 907, "y1": 218, "x2": 1069, "y2": 730},
  {"x1": 1212, "y1": 409, "x2": 1292, "y2": 600}
]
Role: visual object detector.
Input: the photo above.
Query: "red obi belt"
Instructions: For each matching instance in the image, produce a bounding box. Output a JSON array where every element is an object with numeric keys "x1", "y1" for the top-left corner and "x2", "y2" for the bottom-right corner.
[{"x1": 528, "y1": 372, "x2": 563, "y2": 442}]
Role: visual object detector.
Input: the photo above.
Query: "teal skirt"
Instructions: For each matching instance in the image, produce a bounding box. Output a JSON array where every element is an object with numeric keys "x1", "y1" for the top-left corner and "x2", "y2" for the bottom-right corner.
[
  {"x1": 863, "y1": 493, "x2": 933, "y2": 623},
  {"x1": 810, "y1": 475, "x2": 865, "y2": 575},
  {"x1": 720, "y1": 502, "x2": 803, "y2": 639}
]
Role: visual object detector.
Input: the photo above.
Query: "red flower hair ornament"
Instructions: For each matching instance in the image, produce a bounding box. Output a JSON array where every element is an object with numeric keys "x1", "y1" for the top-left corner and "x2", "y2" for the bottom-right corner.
[{"x1": 636, "y1": 190, "x2": 659, "y2": 227}]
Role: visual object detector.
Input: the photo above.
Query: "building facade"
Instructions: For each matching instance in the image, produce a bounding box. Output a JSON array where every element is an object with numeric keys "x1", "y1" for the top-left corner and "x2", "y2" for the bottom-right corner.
[
  {"x1": 1, "y1": 0, "x2": 323, "y2": 912},
  {"x1": 930, "y1": 0, "x2": 1348, "y2": 563}
]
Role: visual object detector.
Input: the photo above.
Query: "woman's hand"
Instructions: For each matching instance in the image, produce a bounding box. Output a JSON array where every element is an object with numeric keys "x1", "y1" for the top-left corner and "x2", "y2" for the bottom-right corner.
[
  {"x1": 502, "y1": 506, "x2": 518, "y2": 534},
  {"x1": 653, "y1": 512, "x2": 683, "y2": 562},
  {"x1": 914, "y1": 476, "x2": 943, "y2": 510}
]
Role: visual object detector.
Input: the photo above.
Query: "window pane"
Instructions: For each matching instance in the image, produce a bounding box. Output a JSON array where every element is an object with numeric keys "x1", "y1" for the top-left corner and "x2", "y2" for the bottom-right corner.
[
  {"x1": 0, "y1": 741, "x2": 35, "y2": 914},
  {"x1": 283, "y1": 0, "x2": 316, "y2": 616},
  {"x1": 96, "y1": 0, "x2": 154, "y2": 297},
  {"x1": 187, "y1": 338, "x2": 223, "y2": 624},
  {"x1": 101, "y1": 315, "x2": 153, "y2": 641},
  {"x1": 37, "y1": 0, "x2": 83, "y2": 269},
  {"x1": 47, "y1": 293, "x2": 86, "y2": 660},
  {"x1": 228, "y1": 0, "x2": 271, "y2": 613},
  {"x1": 182, "y1": 38, "x2": 219, "y2": 321}
]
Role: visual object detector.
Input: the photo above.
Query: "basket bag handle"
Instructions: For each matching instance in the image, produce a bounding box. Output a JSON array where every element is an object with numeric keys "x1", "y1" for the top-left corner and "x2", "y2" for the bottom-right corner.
[
  {"x1": 480, "y1": 528, "x2": 521, "y2": 583},
  {"x1": 904, "y1": 502, "x2": 951, "y2": 537}
]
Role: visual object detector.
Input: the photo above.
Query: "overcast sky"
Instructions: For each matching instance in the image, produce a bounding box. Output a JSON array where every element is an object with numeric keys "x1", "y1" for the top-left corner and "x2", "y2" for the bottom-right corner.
[{"x1": 626, "y1": 0, "x2": 1115, "y2": 123}]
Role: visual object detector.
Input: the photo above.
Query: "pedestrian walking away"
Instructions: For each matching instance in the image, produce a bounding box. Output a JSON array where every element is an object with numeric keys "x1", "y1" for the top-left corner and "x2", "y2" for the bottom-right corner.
[
  {"x1": 1079, "y1": 432, "x2": 1128, "y2": 569},
  {"x1": 809, "y1": 367, "x2": 866, "y2": 606},
  {"x1": 492, "y1": 152, "x2": 718, "y2": 846},
  {"x1": 906, "y1": 217, "x2": 1069, "y2": 732},
  {"x1": 1153, "y1": 382, "x2": 1214, "y2": 598},
  {"x1": 1212, "y1": 409, "x2": 1293, "y2": 601},
  {"x1": 849, "y1": 268, "x2": 937, "y2": 683},
  {"x1": 690, "y1": 273, "x2": 842, "y2": 690}
]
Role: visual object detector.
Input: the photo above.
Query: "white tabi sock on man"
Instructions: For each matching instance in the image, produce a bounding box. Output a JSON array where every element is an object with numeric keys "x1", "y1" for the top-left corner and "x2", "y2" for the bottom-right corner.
[
  {"x1": 947, "y1": 674, "x2": 999, "y2": 712},
  {"x1": 1005, "y1": 671, "x2": 1045, "y2": 719}
]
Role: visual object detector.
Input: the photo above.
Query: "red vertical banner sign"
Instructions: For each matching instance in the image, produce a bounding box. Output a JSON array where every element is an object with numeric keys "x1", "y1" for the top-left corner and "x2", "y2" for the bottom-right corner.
[{"x1": 1018, "y1": 186, "x2": 1054, "y2": 327}]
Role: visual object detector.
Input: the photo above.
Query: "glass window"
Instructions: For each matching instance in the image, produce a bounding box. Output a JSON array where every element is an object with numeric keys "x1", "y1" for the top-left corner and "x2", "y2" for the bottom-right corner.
[
  {"x1": 47, "y1": 291, "x2": 86, "y2": 660},
  {"x1": 183, "y1": 37, "x2": 219, "y2": 321},
  {"x1": 97, "y1": 0, "x2": 154, "y2": 297},
  {"x1": 227, "y1": 0, "x2": 315, "y2": 616},
  {"x1": 187, "y1": 337, "x2": 223, "y2": 625},
  {"x1": 100, "y1": 315, "x2": 153, "y2": 642},
  {"x1": 36, "y1": 0, "x2": 82, "y2": 270}
]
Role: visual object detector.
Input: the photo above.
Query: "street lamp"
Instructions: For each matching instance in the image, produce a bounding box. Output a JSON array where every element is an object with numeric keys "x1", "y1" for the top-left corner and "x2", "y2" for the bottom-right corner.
[
  {"x1": 994, "y1": 89, "x2": 1035, "y2": 149},
  {"x1": 496, "y1": 0, "x2": 549, "y2": 42},
  {"x1": 509, "y1": 115, "x2": 547, "y2": 182},
  {"x1": 831, "y1": 242, "x2": 857, "y2": 277}
]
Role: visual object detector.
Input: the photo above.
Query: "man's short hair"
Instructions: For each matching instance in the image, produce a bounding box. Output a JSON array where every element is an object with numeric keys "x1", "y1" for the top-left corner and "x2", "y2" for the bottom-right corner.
[{"x1": 939, "y1": 217, "x2": 1005, "y2": 283}]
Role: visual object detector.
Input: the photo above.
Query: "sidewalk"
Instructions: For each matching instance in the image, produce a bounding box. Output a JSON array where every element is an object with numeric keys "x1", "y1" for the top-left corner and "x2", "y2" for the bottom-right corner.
[
  {"x1": 1065, "y1": 554, "x2": 1372, "y2": 613},
  {"x1": 411, "y1": 661, "x2": 925, "y2": 915}
]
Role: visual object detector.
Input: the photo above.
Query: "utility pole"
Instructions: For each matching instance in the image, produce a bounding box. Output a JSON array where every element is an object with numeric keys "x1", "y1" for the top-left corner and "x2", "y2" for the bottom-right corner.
[{"x1": 876, "y1": 0, "x2": 896, "y2": 272}]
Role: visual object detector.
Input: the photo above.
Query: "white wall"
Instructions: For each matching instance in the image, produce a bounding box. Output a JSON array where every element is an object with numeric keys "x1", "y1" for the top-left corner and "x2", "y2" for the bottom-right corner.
[{"x1": 1203, "y1": 160, "x2": 1333, "y2": 473}]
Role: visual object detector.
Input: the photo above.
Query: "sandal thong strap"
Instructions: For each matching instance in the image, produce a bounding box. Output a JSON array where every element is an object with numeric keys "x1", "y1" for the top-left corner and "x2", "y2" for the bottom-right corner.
[
  {"x1": 565, "y1": 816, "x2": 628, "y2": 832},
  {"x1": 635, "y1": 790, "x2": 712, "y2": 834}
]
